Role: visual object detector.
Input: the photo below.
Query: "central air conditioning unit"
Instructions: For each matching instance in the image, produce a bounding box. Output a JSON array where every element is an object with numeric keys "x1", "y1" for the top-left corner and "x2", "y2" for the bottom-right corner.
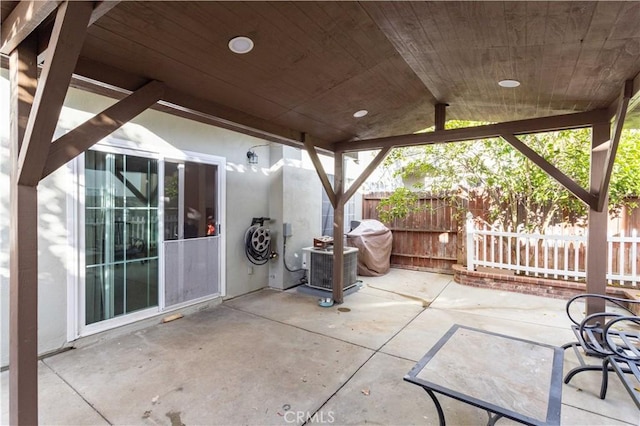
[{"x1": 303, "y1": 246, "x2": 358, "y2": 291}]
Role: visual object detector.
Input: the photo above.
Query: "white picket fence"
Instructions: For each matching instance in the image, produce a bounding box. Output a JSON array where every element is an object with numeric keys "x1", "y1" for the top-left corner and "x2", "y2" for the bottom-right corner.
[{"x1": 466, "y1": 215, "x2": 640, "y2": 287}]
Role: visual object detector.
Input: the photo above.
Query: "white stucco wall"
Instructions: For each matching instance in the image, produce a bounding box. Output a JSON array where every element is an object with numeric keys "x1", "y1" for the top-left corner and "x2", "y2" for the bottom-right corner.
[
  {"x1": 268, "y1": 145, "x2": 323, "y2": 289},
  {"x1": 0, "y1": 74, "x2": 364, "y2": 368},
  {"x1": 0, "y1": 78, "x2": 290, "y2": 366}
]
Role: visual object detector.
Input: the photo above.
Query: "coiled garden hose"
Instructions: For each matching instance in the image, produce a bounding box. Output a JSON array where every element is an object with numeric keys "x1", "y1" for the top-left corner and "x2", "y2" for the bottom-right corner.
[{"x1": 244, "y1": 225, "x2": 272, "y2": 265}]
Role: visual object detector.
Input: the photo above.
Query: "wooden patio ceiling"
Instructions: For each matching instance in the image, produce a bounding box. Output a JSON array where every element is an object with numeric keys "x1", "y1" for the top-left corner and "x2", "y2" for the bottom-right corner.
[
  {"x1": 2, "y1": 1, "x2": 640, "y2": 152},
  {"x1": 3, "y1": 4, "x2": 640, "y2": 423}
]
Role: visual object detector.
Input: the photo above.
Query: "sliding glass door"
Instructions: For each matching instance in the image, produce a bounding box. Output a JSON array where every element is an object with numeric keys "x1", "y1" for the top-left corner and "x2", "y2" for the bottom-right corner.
[
  {"x1": 84, "y1": 151, "x2": 159, "y2": 325},
  {"x1": 79, "y1": 147, "x2": 224, "y2": 332}
]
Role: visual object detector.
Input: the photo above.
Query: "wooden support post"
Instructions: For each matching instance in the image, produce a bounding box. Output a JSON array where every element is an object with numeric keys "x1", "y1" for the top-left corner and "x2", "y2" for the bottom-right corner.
[
  {"x1": 586, "y1": 122, "x2": 610, "y2": 316},
  {"x1": 434, "y1": 103, "x2": 448, "y2": 131},
  {"x1": 8, "y1": 3, "x2": 92, "y2": 424},
  {"x1": 305, "y1": 142, "x2": 388, "y2": 304},
  {"x1": 9, "y1": 37, "x2": 39, "y2": 426},
  {"x1": 332, "y1": 151, "x2": 345, "y2": 304},
  {"x1": 9, "y1": 186, "x2": 39, "y2": 426}
]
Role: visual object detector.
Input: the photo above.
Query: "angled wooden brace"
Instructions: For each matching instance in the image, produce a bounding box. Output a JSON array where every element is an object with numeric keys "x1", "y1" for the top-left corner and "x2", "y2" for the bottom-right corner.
[
  {"x1": 343, "y1": 147, "x2": 391, "y2": 202},
  {"x1": 596, "y1": 80, "x2": 633, "y2": 212},
  {"x1": 304, "y1": 134, "x2": 337, "y2": 209},
  {"x1": 16, "y1": 1, "x2": 93, "y2": 187},
  {"x1": 42, "y1": 80, "x2": 166, "y2": 179},
  {"x1": 500, "y1": 133, "x2": 595, "y2": 207}
]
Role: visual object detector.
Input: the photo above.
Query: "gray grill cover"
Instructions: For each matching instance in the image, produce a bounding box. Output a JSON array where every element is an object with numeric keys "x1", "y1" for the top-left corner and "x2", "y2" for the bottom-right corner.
[{"x1": 346, "y1": 220, "x2": 392, "y2": 276}]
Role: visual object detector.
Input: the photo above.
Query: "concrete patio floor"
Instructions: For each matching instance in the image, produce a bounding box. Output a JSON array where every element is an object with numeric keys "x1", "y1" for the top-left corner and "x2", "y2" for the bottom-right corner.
[{"x1": 2, "y1": 269, "x2": 640, "y2": 425}]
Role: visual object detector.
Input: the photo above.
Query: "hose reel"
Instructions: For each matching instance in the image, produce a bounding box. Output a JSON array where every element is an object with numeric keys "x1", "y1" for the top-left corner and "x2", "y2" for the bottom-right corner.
[{"x1": 244, "y1": 217, "x2": 277, "y2": 265}]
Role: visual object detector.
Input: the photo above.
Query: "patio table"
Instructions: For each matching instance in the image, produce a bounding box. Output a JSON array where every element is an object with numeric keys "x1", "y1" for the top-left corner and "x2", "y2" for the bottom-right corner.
[{"x1": 404, "y1": 324, "x2": 563, "y2": 426}]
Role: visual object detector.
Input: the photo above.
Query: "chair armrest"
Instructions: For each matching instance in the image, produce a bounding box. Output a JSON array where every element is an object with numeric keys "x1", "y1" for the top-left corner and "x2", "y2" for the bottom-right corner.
[
  {"x1": 565, "y1": 293, "x2": 639, "y2": 327},
  {"x1": 603, "y1": 316, "x2": 640, "y2": 362},
  {"x1": 576, "y1": 312, "x2": 628, "y2": 356}
]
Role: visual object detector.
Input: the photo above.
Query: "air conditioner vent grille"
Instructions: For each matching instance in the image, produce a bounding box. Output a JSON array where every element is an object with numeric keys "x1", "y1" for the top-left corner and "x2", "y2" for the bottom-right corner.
[{"x1": 304, "y1": 247, "x2": 358, "y2": 291}]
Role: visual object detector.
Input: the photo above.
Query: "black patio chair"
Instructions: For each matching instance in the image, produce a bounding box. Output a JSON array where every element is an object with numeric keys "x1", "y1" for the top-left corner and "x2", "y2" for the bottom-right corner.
[
  {"x1": 562, "y1": 293, "x2": 640, "y2": 385},
  {"x1": 600, "y1": 315, "x2": 640, "y2": 409}
]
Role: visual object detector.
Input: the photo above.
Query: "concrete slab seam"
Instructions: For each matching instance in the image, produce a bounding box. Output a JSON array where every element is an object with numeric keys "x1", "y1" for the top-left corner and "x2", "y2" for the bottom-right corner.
[
  {"x1": 308, "y1": 301, "x2": 430, "y2": 420},
  {"x1": 41, "y1": 359, "x2": 113, "y2": 425},
  {"x1": 560, "y1": 400, "x2": 637, "y2": 425},
  {"x1": 221, "y1": 304, "x2": 379, "y2": 352},
  {"x1": 432, "y1": 304, "x2": 570, "y2": 332}
]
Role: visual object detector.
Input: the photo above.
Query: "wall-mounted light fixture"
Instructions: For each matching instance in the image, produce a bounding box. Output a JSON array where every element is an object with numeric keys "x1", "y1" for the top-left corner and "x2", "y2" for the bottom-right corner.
[
  {"x1": 246, "y1": 150, "x2": 259, "y2": 164},
  {"x1": 246, "y1": 144, "x2": 270, "y2": 165}
]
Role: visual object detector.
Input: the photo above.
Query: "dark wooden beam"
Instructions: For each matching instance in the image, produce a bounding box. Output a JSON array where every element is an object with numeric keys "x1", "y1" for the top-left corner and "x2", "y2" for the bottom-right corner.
[
  {"x1": 304, "y1": 135, "x2": 336, "y2": 209},
  {"x1": 9, "y1": 36, "x2": 39, "y2": 426},
  {"x1": 434, "y1": 103, "x2": 448, "y2": 131},
  {"x1": 334, "y1": 109, "x2": 609, "y2": 152},
  {"x1": 596, "y1": 80, "x2": 633, "y2": 212},
  {"x1": 0, "y1": 0, "x2": 60, "y2": 55},
  {"x1": 17, "y1": 1, "x2": 93, "y2": 186},
  {"x1": 42, "y1": 80, "x2": 165, "y2": 179},
  {"x1": 343, "y1": 148, "x2": 391, "y2": 202},
  {"x1": 501, "y1": 133, "x2": 595, "y2": 207}
]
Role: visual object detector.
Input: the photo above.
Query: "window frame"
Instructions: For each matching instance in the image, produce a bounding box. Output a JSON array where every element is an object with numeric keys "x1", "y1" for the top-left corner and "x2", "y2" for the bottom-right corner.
[{"x1": 68, "y1": 137, "x2": 226, "y2": 340}]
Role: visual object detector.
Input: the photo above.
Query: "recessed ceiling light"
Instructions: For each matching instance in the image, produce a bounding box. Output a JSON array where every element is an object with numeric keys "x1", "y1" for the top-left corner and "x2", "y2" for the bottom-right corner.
[
  {"x1": 228, "y1": 36, "x2": 254, "y2": 54},
  {"x1": 498, "y1": 79, "x2": 520, "y2": 88},
  {"x1": 353, "y1": 110, "x2": 368, "y2": 118}
]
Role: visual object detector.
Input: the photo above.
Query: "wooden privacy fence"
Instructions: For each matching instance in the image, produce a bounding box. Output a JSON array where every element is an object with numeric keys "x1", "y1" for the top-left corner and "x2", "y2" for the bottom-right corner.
[
  {"x1": 466, "y1": 215, "x2": 640, "y2": 288},
  {"x1": 362, "y1": 194, "x2": 463, "y2": 272},
  {"x1": 363, "y1": 193, "x2": 640, "y2": 280}
]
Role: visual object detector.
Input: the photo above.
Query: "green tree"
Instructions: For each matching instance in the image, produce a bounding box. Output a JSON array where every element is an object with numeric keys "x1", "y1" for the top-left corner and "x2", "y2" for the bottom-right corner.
[{"x1": 376, "y1": 121, "x2": 640, "y2": 232}]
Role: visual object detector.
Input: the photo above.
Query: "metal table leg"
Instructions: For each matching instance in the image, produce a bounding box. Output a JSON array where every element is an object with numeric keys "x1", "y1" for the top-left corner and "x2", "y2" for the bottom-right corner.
[
  {"x1": 424, "y1": 388, "x2": 445, "y2": 426},
  {"x1": 487, "y1": 411, "x2": 504, "y2": 426}
]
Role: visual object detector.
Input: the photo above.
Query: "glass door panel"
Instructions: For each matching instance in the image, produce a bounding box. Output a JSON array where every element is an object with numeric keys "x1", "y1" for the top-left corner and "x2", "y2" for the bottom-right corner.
[
  {"x1": 163, "y1": 162, "x2": 181, "y2": 240},
  {"x1": 85, "y1": 151, "x2": 159, "y2": 325},
  {"x1": 183, "y1": 161, "x2": 218, "y2": 238}
]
